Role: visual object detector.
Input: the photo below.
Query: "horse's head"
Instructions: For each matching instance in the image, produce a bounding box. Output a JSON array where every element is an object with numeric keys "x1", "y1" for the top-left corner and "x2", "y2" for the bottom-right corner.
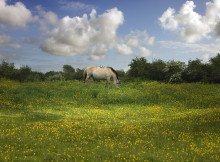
[{"x1": 115, "y1": 79, "x2": 120, "y2": 88}]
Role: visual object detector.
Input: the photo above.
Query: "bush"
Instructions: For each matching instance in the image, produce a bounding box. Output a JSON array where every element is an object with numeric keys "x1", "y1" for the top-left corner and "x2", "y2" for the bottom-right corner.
[{"x1": 169, "y1": 72, "x2": 183, "y2": 83}]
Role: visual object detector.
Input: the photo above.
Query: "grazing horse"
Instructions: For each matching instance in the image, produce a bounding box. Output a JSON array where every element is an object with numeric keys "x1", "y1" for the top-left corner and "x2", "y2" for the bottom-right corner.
[{"x1": 83, "y1": 66, "x2": 120, "y2": 88}]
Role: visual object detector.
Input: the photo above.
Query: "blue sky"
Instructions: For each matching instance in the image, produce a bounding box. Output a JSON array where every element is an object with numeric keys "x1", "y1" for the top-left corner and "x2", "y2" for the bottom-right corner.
[{"x1": 0, "y1": 0, "x2": 220, "y2": 72}]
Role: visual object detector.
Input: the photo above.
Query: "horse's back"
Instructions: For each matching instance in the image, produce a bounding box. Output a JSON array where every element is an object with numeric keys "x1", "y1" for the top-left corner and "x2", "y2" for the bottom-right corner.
[
  {"x1": 85, "y1": 66, "x2": 96, "y2": 74},
  {"x1": 86, "y1": 66, "x2": 96, "y2": 71},
  {"x1": 85, "y1": 66, "x2": 112, "y2": 79},
  {"x1": 93, "y1": 68, "x2": 110, "y2": 79}
]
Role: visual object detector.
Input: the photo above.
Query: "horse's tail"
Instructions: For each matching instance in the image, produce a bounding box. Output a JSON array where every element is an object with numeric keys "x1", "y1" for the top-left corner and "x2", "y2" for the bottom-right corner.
[
  {"x1": 108, "y1": 67, "x2": 119, "y2": 80},
  {"x1": 83, "y1": 68, "x2": 87, "y2": 83}
]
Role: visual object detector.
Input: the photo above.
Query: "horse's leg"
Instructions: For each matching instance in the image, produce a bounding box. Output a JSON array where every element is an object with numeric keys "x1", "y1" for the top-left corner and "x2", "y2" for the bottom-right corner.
[
  {"x1": 85, "y1": 74, "x2": 90, "y2": 83},
  {"x1": 107, "y1": 78, "x2": 111, "y2": 88},
  {"x1": 105, "y1": 80, "x2": 107, "y2": 88},
  {"x1": 90, "y1": 76, "x2": 94, "y2": 83}
]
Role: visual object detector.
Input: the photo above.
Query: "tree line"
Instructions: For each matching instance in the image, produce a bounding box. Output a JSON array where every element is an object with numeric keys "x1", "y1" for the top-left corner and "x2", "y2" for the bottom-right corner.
[
  {"x1": 128, "y1": 54, "x2": 220, "y2": 83},
  {"x1": 0, "y1": 53, "x2": 219, "y2": 83}
]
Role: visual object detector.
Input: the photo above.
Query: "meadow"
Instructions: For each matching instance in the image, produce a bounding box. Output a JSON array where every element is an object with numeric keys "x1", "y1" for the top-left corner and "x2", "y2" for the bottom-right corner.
[{"x1": 0, "y1": 79, "x2": 219, "y2": 161}]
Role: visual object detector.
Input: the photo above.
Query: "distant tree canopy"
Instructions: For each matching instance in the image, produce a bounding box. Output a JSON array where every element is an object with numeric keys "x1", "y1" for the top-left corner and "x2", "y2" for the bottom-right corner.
[
  {"x1": 128, "y1": 57, "x2": 149, "y2": 78},
  {"x1": 128, "y1": 54, "x2": 220, "y2": 83},
  {"x1": 0, "y1": 61, "x2": 45, "y2": 82},
  {"x1": 209, "y1": 54, "x2": 220, "y2": 83},
  {"x1": 0, "y1": 54, "x2": 220, "y2": 83}
]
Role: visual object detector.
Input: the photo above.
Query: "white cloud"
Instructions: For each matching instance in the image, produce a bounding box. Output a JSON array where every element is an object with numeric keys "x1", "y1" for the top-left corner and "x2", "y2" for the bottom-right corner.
[
  {"x1": 127, "y1": 36, "x2": 139, "y2": 47},
  {"x1": 41, "y1": 8, "x2": 124, "y2": 61},
  {"x1": 116, "y1": 30, "x2": 155, "y2": 57},
  {"x1": 0, "y1": 0, "x2": 156, "y2": 61},
  {"x1": 36, "y1": 5, "x2": 58, "y2": 31},
  {"x1": 159, "y1": 0, "x2": 220, "y2": 42},
  {"x1": 159, "y1": 40, "x2": 220, "y2": 55},
  {"x1": 59, "y1": 0, "x2": 97, "y2": 11},
  {"x1": 139, "y1": 47, "x2": 152, "y2": 57},
  {"x1": 89, "y1": 44, "x2": 107, "y2": 61},
  {"x1": 117, "y1": 44, "x2": 133, "y2": 55},
  {"x1": 94, "y1": 8, "x2": 124, "y2": 43},
  {"x1": 0, "y1": 0, "x2": 36, "y2": 28},
  {"x1": 202, "y1": 54, "x2": 211, "y2": 62},
  {"x1": 127, "y1": 30, "x2": 155, "y2": 46},
  {"x1": 147, "y1": 37, "x2": 155, "y2": 46},
  {"x1": 214, "y1": 22, "x2": 220, "y2": 36},
  {"x1": 89, "y1": 55, "x2": 105, "y2": 61},
  {"x1": 159, "y1": 8, "x2": 178, "y2": 30},
  {"x1": 0, "y1": 34, "x2": 20, "y2": 49}
]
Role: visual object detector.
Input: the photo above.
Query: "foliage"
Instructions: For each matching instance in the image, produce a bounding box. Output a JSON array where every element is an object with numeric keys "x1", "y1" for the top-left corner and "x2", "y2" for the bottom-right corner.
[
  {"x1": 46, "y1": 72, "x2": 64, "y2": 81},
  {"x1": 63, "y1": 65, "x2": 75, "y2": 80},
  {"x1": 0, "y1": 80, "x2": 219, "y2": 161},
  {"x1": 128, "y1": 57, "x2": 150, "y2": 79},
  {"x1": 17, "y1": 65, "x2": 32, "y2": 82},
  {"x1": 149, "y1": 59, "x2": 166, "y2": 81},
  {"x1": 0, "y1": 60, "x2": 17, "y2": 80},
  {"x1": 163, "y1": 60, "x2": 185, "y2": 82},
  {"x1": 209, "y1": 54, "x2": 220, "y2": 83},
  {"x1": 169, "y1": 72, "x2": 183, "y2": 83},
  {"x1": 182, "y1": 59, "x2": 209, "y2": 83},
  {"x1": 128, "y1": 55, "x2": 220, "y2": 83},
  {"x1": 0, "y1": 53, "x2": 220, "y2": 83},
  {"x1": 73, "y1": 68, "x2": 84, "y2": 80}
]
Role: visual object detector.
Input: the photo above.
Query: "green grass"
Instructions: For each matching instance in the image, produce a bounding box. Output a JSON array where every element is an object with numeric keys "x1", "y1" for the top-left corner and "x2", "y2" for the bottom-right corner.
[{"x1": 0, "y1": 79, "x2": 220, "y2": 161}]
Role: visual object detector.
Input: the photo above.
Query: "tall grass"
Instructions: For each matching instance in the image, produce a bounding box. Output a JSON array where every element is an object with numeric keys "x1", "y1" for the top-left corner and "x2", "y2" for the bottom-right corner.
[{"x1": 0, "y1": 79, "x2": 219, "y2": 161}]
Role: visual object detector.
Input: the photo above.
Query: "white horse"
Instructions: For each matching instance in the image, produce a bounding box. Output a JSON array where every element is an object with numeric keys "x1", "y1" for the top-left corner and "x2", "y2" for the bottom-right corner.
[{"x1": 83, "y1": 66, "x2": 120, "y2": 88}]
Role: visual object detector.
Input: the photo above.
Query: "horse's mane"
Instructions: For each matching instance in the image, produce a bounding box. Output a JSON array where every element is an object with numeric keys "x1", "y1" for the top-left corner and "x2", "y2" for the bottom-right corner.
[{"x1": 107, "y1": 67, "x2": 119, "y2": 80}]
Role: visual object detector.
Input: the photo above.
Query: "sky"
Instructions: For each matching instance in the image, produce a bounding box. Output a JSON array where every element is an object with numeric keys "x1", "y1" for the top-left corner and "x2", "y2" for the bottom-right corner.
[{"x1": 0, "y1": 0, "x2": 220, "y2": 72}]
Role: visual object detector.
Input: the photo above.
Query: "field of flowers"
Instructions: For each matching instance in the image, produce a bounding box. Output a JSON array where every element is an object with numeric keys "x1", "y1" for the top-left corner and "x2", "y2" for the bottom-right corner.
[{"x1": 0, "y1": 79, "x2": 219, "y2": 161}]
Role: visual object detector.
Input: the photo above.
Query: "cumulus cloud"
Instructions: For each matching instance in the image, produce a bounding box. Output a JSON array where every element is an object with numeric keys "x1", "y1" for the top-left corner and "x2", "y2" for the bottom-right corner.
[
  {"x1": 138, "y1": 47, "x2": 152, "y2": 57},
  {"x1": 117, "y1": 44, "x2": 133, "y2": 55},
  {"x1": 127, "y1": 36, "x2": 139, "y2": 47},
  {"x1": 41, "y1": 8, "x2": 124, "y2": 61},
  {"x1": 89, "y1": 43, "x2": 107, "y2": 61},
  {"x1": 116, "y1": 30, "x2": 155, "y2": 57},
  {"x1": 214, "y1": 22, "x2": 220, "y2": 36},
  {"x1": 159, "y1": 0, "x2": 220, "y2": 42},
  {"x1": 0, "y1": 0, "x2": 36, "y2": 28},
  {"x1": 36, "y1": 5, "x2": 58, "y2": 31},
  {"x1": 159, "y1": 8, "x2": 178, "y2": 31}
]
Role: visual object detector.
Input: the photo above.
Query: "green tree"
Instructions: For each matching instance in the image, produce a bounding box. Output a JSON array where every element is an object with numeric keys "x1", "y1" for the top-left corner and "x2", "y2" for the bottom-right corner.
[
  {"x1": 63, "y1": 65, "x2": 75, "y2": 73},
  {"x1": 169, "y1": 72, "x2": 183, "y2": 83},
  {"x1": 63, "y1": 65, "x2": 75, "y2": 80},
  {"x1": 128, "y1": 57, "x2": 150, "y2": 79},
  {"x1": 0, "y1": 60, "x2": 16, "y2": 80},
  {"x1": 163, "y1": 60, "x2": 185, "y2": 83},
  {"x1": 209, "y1": 54, "x2": 220, "y2": 83},
  {"x1": 149, "y1": 59, "x2": 166, "y2": 81},
  {"x1": 182, "y1": 59, "x2": 209, "y2": 83},
  {"x1": 30, "y1": 72, "x2": 45, "y2": 82},
  {"x1": 45, "y1": 71, "x2": 64, "y2": 81},
  {"x1": 17, "y1": 65, "x2": 32, "y2": 82},
  {"x1": 73, "y1": 68, "x2": 84, "y2": 80}
]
